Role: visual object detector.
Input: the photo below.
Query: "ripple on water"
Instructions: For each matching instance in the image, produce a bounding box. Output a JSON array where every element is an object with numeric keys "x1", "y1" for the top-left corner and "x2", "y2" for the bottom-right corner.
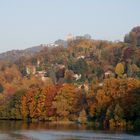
[{"x1": 18, "y1": 130, "x2": 140, "y2": 140}]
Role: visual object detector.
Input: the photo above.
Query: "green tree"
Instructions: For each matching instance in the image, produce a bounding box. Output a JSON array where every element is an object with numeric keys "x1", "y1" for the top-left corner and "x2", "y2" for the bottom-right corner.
[{"x1": 0, "y1": 84, "x2": 4, "y2": 93}]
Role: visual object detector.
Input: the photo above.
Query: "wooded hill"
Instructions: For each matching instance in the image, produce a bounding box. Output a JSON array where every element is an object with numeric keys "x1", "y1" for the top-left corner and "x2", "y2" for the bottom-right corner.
[{"x1": 0, "y1": 27, "x2": 140, "y2": 130}]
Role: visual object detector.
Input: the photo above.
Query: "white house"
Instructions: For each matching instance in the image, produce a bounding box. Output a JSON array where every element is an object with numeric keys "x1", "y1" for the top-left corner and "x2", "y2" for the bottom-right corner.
[{"x1": 73, "y1": 74, "x2": 81, "y2": 81}]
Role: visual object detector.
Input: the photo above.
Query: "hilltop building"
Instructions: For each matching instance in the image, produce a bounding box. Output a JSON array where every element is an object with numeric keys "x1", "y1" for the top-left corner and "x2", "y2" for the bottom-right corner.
[{"x1": 66, "y1": 34, "x2": 75, "y2": 41}]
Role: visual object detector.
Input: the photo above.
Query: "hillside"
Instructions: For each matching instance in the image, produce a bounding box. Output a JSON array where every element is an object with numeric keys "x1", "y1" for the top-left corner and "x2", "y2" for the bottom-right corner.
[{"x1": 0, "y1": 27, "x2": 140, "y2": 130}]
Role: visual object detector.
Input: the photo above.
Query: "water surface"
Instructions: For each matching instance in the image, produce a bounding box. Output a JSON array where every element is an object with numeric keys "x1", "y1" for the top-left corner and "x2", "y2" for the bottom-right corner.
[{"x1": 0, "y1": 121, "x2": 139, "y2": 140}]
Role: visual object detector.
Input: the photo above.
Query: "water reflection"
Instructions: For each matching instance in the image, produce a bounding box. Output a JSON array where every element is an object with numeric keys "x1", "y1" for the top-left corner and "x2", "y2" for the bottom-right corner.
[
  {"x1": 0, "y1": 120, "x2": 91, "y2": 131},
  {"x1": 0, "y1": 120, "x2": 139, "y2": 140}
]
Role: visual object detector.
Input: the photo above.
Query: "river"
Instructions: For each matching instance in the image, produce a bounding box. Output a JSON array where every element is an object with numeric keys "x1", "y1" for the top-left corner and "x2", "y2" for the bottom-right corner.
[{"x1": 0, "y1": 120, "x2": 139, "y2": 140}]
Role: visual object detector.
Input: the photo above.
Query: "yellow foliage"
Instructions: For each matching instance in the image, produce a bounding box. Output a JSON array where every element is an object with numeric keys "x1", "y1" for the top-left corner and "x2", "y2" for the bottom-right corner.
[{"x1": 115, "y1": 63, "x2": 124, "y2": 76}]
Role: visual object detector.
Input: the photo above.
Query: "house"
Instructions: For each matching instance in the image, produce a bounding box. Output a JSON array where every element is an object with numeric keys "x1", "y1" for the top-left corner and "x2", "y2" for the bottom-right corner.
[
  {"x1": 35, "y1": 70, "x2": 47, "y2": 81},
  {"x1": 41, "y1": 76, "x2": 48, "y2": 82},
  {"x1": 73, "y1": 74, "x2": 81, "y2": 81},
  {"x1": 76, "y1": 36, "x2": 85, "y2": 40},
  {"x1": 98, "y1": 83, "x2": 103, "y2": 87},
  {"x1": 104, "y1": 70, "x2": 114, "y2": 78},
  {"x1": 77, "y1": 55, "x2": 85, "y2": 59},
  {"x1": 37, "y1": 59, "x2": 41, "y2": 67},
  {"x1": 26, "y1": 65, "x2": 36, "y2": 75}
]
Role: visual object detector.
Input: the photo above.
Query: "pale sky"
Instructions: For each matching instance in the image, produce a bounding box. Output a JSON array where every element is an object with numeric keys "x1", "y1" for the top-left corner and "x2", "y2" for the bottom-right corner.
[{"x1": 0, "y1": 0, "x2": 140, "y2": 53}]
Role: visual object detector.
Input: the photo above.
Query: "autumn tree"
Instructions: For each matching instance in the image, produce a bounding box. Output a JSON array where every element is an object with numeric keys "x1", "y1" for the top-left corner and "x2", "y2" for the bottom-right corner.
[
  {"x1": 20, "y1": 86, "x2": 43, "y2": 120},
  {"x1": 78, "y1": 109, "x2": 87, "y2": 124},
  {"x1": 53, "y1": 84, "x2": 81, "y2": 121},
  {"x1": 0, "y1": 90, "x2": 26, "y2": 120},
  {"x1": 115, "y1": 62, "x2": 124, "y2": 77},
  {"x1": 37, "y1": 85, "x2": 58, "y2": 121}
]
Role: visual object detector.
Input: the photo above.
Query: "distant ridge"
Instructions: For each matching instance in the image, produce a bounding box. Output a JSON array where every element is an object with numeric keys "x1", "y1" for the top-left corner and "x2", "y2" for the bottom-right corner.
[{"x1": 0, "y1": 45, "x2": 46, "y2": 62}]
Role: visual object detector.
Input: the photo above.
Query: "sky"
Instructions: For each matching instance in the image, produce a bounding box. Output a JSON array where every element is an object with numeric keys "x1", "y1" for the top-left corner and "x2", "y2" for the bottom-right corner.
[{"x1": 0, "y1": 0, "x2": 140, "y2": 53}]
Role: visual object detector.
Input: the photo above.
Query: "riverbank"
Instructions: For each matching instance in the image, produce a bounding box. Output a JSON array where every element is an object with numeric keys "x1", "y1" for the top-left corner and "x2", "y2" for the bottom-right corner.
[{"x1": 0, "y1": 118, "x2": 138, "y2": 132}]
